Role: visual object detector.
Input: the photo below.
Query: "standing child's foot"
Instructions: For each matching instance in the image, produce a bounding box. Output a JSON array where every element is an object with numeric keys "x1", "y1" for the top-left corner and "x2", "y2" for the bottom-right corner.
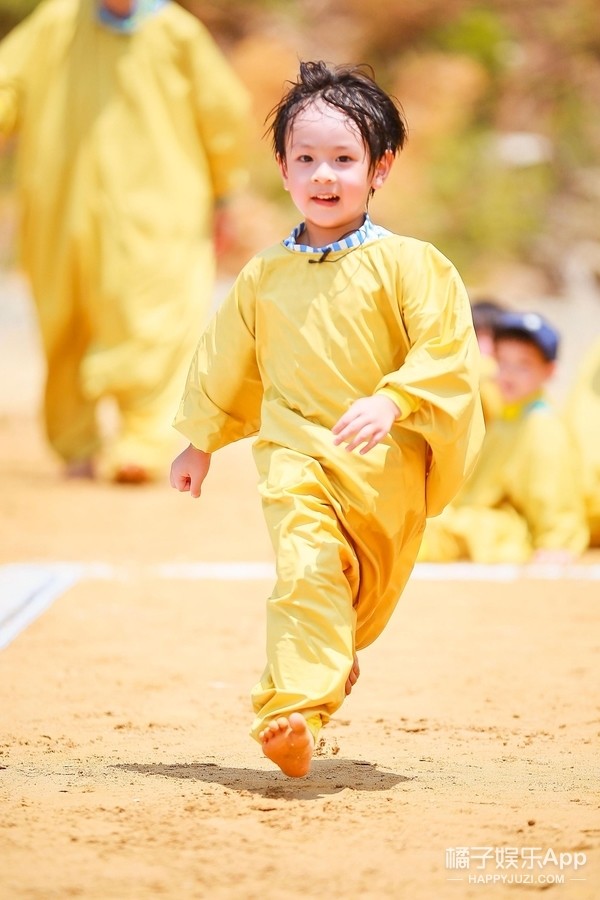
[
  {"x1": 113, "y1": 464, "x2": 151, "y2": 485},
  {"x1": 259, "y1": 712, "x2": 314, "y2": 777},
  {"x1": 345, "y1": 654, "x2": 360, "y2": 695}
]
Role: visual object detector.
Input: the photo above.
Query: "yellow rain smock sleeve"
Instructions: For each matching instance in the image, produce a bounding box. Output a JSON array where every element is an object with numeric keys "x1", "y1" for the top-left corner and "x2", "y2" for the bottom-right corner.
[
  {"x1": 0, "y1": 0, "x2": 59, "y2": 135},
  {"x1": 173, "y1": 256, "x2": 264, "y2": 450},
  {"x1": 373, "y1": 241, "x2": 485, "y2": 516},
  {"x1": 185, "y1": 41, "x2": 251, "y2": 199},
  {"x1": 478, "y1": 354, "x2": 503, "y2": 424}
]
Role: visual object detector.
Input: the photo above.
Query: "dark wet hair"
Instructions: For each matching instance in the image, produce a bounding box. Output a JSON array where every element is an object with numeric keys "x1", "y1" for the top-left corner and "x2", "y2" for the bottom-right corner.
[
  {"x1": 470, "y1": 298, "x2": 506, "y2": 333},
  {"x1": 267, "y1": 60, "x2": 408, "y2": 168}
]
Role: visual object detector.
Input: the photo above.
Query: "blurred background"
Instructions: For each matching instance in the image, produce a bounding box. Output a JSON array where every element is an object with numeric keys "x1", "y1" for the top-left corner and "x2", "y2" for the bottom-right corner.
[{"x1": 1, "y1": 0, "x2": 599, "y2": 400}]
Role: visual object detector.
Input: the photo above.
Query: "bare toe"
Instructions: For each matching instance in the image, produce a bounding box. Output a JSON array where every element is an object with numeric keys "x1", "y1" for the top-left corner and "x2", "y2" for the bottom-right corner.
[
  {"x1": 260, "y1": 713, "x2": 314, "y2": 778},
  {"x1": 260, "y1": 718, "x2": 286, "y2": 743}
]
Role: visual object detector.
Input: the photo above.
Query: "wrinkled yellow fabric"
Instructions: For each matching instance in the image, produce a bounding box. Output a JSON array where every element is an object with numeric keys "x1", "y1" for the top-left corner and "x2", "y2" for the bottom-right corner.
[
  {"x1": 0, "y1": 0, "x2": 250, "y2": 476},
  {"x1": 174, "y1": 234, "x2": 484, "y2": 739},
  {"x1": 479, "y1": 353, "x2": 503, "y2": 424},
  {"x1": 420, "y1": 395, "x2": 589, "y2": 562},
  {"x1": 566, "y1": 337, "x2": 600, "y2": 546}
]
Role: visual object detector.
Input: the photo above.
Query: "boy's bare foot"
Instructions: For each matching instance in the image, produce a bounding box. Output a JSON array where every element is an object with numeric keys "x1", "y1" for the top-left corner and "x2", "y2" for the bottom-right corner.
[
  {"x1": 259, "y1": 712, "x2": 314, "y2": 777},
  {"x1": 65, "y1": 459, "x2": 95, "y2": 479},
  {"x1": 345, "y1": 654, "x2": 360, "y2": 695}
]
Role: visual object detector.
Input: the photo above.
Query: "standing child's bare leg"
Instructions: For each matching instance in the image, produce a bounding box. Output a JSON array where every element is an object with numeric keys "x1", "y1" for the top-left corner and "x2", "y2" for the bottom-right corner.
[{"x1": 259, "y1": 713, "x2": 315, "y2": 777}]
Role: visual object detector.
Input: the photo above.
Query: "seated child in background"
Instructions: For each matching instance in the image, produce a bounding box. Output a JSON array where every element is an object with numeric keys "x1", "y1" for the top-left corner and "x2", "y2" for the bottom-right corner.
[
  {"x1": 470, "y1": 298, "x2": 506, "y2": 423},
  {"x1": 566, "y1": 336, "x2": 600, "y2": 546},
  {"x1": 419, "y1": 311, "x2": 589, "y2": 564},
  {"x1": 471, "y1": 298, "x2": 506, "y2": 357}
]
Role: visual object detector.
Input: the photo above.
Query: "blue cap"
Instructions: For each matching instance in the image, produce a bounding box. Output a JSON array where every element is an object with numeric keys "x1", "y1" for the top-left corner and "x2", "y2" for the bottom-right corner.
[{"x1": 493, "y1": 311, "x2": 559, "y2": 362}]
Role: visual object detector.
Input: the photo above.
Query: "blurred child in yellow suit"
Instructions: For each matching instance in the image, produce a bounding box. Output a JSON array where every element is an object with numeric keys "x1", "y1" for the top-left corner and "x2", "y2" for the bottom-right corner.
[
  {"x1": 420, "y1": 311, "x2": 589, "y2": 564},
  {"x1": 0, "y1": 0, "x2": 250, "y2": 482},
  {"x1": 566, "y1": 336, "x2": 600, "y2": 546},
  {"x1": 171, "y1": 61, "x2": 484, "y2": 777}
]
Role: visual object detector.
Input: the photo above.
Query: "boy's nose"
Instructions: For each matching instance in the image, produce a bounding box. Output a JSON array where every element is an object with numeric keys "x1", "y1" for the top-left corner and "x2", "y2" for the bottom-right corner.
[{"x1": 311, "y1": 162, "x2": 335, "y2": 182}]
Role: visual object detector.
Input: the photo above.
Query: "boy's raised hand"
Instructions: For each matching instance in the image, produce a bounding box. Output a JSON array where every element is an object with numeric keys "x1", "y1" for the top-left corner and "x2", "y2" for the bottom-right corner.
[
  {"x1": 332, "y1": 395, "x2": 400, "y2": 455},
  {"x1": 170, "y1": 444, "x2": 211, "y2": 498}
]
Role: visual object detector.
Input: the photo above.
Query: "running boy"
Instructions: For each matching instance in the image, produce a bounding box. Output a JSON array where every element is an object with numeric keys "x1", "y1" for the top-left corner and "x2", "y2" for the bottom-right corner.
[{"x1": 171, "y1": 61, "x2": 484, "y2": 777}]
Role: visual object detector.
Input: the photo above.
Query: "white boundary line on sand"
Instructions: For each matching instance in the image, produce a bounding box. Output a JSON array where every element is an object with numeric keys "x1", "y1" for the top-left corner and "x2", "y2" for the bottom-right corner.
[
  {"x1": 413, "y1": 561, "x2": 600, "y2": 582},
  {"x1": 1, "y1": 560, "x2": 599, "y2": 650},
  {"x1": 0, "y1": 563, "x2": 84, "y2": 650}
]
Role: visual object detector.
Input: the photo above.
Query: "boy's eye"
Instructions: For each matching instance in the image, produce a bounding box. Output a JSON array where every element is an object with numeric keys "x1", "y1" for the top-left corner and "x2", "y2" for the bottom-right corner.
[
  {"x1": 298, "y1": 154, "x2": 313, "y2": 163},
  {"x1": 337, "y1": 155, "x2": 353, "y2": 163}
]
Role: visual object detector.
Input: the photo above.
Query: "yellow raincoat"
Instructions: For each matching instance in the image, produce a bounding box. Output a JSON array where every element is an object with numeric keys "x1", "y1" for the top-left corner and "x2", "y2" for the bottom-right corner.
[
  {"x1": 0, "y1": 0, "x2": 250, "y2": 476},
  {"x1": 567, "y1": 337, "x2": 600, "y2": 545},
  {"x1": 175, "y1": 228, "x2": 484, "y2": 740},
  {"x1": 420, "y1": 394, "x2": 589, "y2": 562}
]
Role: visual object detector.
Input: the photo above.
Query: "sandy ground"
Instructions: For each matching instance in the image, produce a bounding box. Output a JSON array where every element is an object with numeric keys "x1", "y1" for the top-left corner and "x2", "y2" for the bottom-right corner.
[{"x1": 1, "y1": 272, "x2": 599, "y2": 899}]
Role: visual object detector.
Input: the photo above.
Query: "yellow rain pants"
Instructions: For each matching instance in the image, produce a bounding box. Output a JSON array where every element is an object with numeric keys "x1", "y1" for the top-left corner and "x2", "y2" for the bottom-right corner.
[
  {"x1": 566, "y1": 337, "x2": 600, "y2": 545},
  {"x1": 420, "y1": 396, "x2": 589, "y2": 562},
  {"x1": 174, "y1": 235, "x2": 484, "y2": 739},
  {"x1": 0, "y1": 0, "x2": 250, "y2": 477}
]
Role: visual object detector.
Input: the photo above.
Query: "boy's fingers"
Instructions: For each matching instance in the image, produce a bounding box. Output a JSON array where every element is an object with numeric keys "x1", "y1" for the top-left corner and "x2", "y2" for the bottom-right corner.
[
  {"x1": 344, "y1": 423, "x2": 387, "y2": 453},
  {"x1": 358, "y1": 436, "x2": 379, "y2": 455},
  {"x1": 333, "y1": 406, "x2": 367, "y2": 431},
  {"x1": 333, "y1": 413, "x2": 366, "y2": 441},
  {"x1": 334, "y1": 429, "x2": 360, "y2": 447},
  {"x1": 171, "y1": 472, "x2": 192, "y2": 493},
  {"x1": 331, "y1": 415, "x2": 350, "y2": 435},
  {"x1": 343, "y1": 426, "x2": 374, "y2": 452}
]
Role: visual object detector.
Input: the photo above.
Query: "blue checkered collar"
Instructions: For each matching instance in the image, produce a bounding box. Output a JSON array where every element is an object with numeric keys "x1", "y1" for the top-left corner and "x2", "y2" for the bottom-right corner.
[
  {"x1": 282, "y1": 214, "x2": 387, "y2": 257},
  {"x1": 97, "y1": 0, "x2": 167, "y2": 33}
]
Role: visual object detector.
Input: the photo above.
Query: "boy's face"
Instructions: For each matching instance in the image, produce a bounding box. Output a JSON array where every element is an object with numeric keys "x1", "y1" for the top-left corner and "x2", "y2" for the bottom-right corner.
[
  {"x1": 495, "y1": 338, "x2": 555, "y2": 404},
  {"x1": 278, "y1": 99, "x2": 392, "y2": 247}
]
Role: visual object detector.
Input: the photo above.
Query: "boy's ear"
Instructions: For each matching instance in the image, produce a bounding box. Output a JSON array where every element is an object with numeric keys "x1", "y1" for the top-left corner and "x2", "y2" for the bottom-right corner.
[
  {"x1": 371, "y1": 149, "x2": 394, "y2": 191},
  {"x1": 276, "y1": 154, "x2": 289, "y2": 190}
]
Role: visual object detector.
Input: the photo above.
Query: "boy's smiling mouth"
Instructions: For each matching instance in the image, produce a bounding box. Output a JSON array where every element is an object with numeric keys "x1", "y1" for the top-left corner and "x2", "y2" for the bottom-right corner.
[{"x1": 313, "y1": 193, "x2": 339, "y2": 204}]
